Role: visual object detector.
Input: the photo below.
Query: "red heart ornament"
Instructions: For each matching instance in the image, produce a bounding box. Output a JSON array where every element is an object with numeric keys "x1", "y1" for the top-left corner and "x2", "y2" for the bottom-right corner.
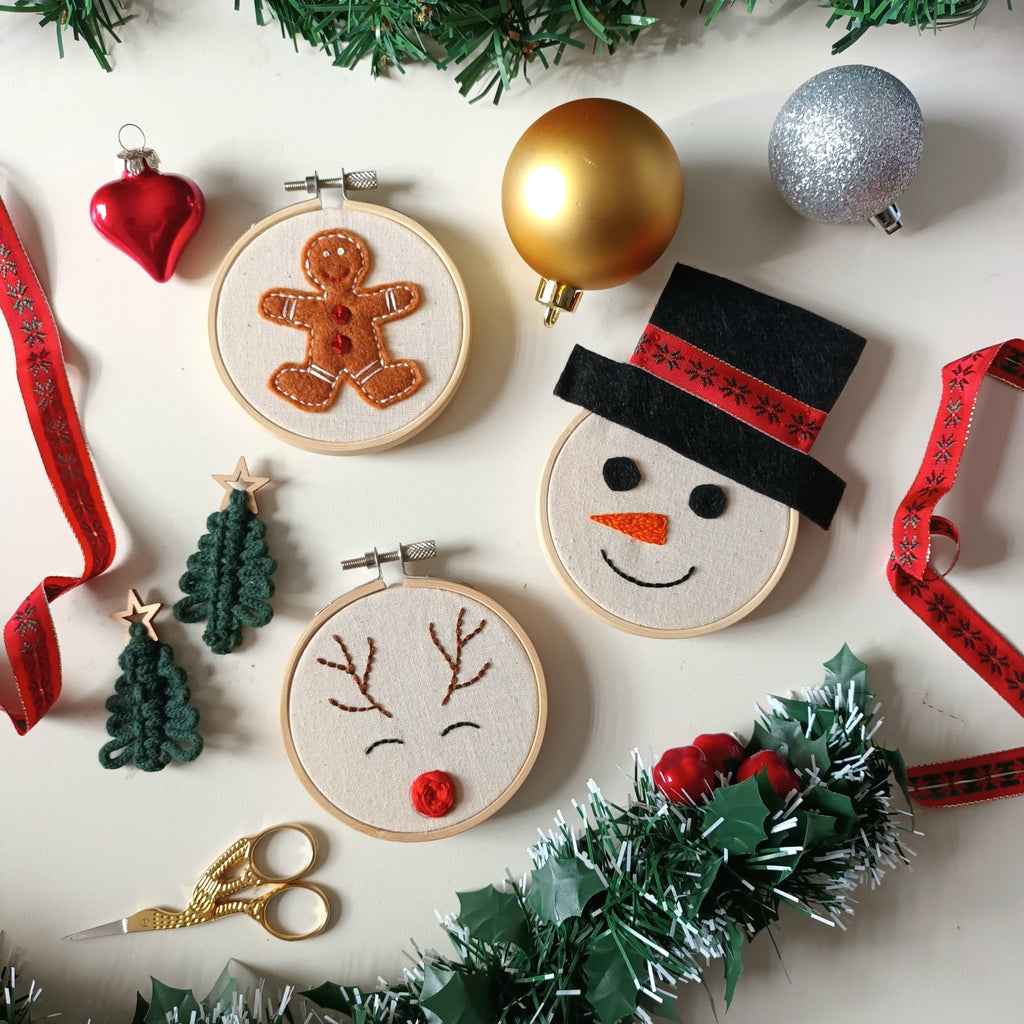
[{"x1": 90, "y1": 157, "x2": 205, "y2": 283}]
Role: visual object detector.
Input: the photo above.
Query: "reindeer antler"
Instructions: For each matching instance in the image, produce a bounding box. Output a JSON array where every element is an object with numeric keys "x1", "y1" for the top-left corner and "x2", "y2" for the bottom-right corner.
[
  {"x1": 318, "y1": 635, "x2": 392, "y2": 717},
  {"x1": 429, "y1": 608, "x2": 492, "y2": 706}
]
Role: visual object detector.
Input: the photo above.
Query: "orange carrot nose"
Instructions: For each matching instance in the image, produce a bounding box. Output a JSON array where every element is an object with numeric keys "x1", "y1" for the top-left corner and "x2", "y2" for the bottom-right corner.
[{"x1": 590, "y1": 512, "x2": 668, "y2": 545}]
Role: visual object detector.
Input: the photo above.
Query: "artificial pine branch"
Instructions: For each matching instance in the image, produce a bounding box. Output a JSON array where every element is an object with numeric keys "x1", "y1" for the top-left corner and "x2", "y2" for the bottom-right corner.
[
  {"x1": 0, "y1": 0, "x2": 130, "y2": 71},
  {"x1": 4, "y1": 0, "x2": 1004, "y2": 95}
]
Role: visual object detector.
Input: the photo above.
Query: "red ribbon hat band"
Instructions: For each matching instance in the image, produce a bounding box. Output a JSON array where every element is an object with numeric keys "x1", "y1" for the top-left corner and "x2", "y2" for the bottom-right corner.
[{"x1": 554, "y1": 264, "x2": 865, "y2": 530}]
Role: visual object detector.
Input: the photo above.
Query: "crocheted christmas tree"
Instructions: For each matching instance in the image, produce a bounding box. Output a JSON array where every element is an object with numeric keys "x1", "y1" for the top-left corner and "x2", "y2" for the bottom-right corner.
[
  {"x1": 99, "y1": 621, "x2": 203, "y2": 771},
  {"x1": 174, "y1": 486, "x2": 277, "y2": 654}
]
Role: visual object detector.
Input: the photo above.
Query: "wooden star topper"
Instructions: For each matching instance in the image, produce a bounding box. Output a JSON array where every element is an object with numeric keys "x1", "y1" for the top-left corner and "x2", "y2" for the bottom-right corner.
[
  {"x1": 110, "y1": 589, "x2": 162, "y2": 643},
  {"x1": 212, "y1": 456, "x2": 270, "y2": 514}
]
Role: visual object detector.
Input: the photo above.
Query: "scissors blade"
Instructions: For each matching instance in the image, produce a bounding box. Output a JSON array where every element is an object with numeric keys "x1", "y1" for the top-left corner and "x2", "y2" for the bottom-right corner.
[{"x1": 62, "y1": 917, "x2": 129, "y2": 941}]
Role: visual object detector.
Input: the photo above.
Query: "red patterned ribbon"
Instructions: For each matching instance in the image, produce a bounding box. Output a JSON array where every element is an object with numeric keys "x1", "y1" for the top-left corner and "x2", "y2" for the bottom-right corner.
[
  {"x1": 631, "y1": 324, "x2": 826, "y2": 453},
  {"x1": 887, "y1": 340, "x2": 1024, "y2": 807},
  {"x1": 1, "y1": 196, "x2": 116, "y2": 734}
]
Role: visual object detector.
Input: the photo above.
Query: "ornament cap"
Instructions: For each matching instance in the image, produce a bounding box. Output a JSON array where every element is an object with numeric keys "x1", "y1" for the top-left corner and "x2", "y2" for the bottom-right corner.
[
  {"x1": 869, "y1": 203, "x2": 903, "y2": 235},
  {"x1": 535, "y1": 278, "x2": 583, "y2": 327}
]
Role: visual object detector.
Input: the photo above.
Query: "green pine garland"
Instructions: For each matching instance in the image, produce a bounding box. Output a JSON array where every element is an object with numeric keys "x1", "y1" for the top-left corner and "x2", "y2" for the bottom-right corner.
[
  {"x1": 8, "y1": 646, "x2": 912, "y2": 1024},
  {"x1": 0, "y1": 0, "x2": 999, "y2": 100}
]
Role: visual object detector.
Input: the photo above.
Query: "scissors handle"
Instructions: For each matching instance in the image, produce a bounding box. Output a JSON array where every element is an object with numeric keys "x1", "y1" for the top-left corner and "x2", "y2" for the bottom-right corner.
[
  {"x1": 212, "y1": 881, "x2": 331, "y2": 941},
  {"x1": 189, "y1": 823, "x2": 318, "y2": 910}
]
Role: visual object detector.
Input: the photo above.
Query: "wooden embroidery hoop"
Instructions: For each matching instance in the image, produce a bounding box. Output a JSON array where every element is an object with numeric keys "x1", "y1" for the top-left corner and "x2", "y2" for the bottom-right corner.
[
  {"x1": 209, "y1": 185, "x2": 471, "y2": 455},
  {"x1": 537, "y1": 411, "x2": 799, "y2": 639},
  {"x1": 280, "y1": 545, "x2": 547, "y2": 842}
]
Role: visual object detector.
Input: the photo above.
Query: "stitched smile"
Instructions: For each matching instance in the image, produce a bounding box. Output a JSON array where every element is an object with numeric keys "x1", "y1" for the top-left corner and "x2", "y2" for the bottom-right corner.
[{"x1": 600, "y1": 549, "x2": 695, "y2": 588}]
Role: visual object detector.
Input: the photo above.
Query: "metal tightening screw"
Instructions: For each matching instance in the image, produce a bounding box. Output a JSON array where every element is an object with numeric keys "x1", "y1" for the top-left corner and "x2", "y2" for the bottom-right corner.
[
  {"x1": 341, "y1": 541, "x2": 437, "y2": 572},
  {"x1": 283, "y1": 171, "x2": 378, "y2": 197}
]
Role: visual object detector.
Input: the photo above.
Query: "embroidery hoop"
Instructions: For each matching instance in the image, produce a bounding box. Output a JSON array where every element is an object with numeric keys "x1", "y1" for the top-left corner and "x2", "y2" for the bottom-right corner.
[
  {"x1": 280, "y1": 543, "x2": 547, "y2": 841},
  {"x1": 209, "y1": 175, "x2": 470, "y2": 454},
  {"x1": 538, "y1": 411, "x2": 799, "y2": 638}
]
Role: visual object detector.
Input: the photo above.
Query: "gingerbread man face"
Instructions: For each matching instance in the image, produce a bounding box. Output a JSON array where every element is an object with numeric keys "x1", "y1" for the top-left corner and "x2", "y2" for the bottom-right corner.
[
  {"x1": 260, "y1": 228, "x2": 423, "y2": 413},
  {"x1": 284, "y1": 584, "x2": 544, "y2": 839},
  {"x1": 303, "y1": 231, "x2": 365, "y2": 288}
]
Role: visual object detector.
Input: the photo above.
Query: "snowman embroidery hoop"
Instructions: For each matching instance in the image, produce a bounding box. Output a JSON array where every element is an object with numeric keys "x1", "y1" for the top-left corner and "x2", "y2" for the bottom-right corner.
[
  {"x1": 209, "y1": 172, "x2": 470, "y2": 454},
  {"x1": 281, "y1": 542, "x2": 546, "y2": 841},
  {"x1": 539, "y1": 264, "x2": 865, "y2": 638}
]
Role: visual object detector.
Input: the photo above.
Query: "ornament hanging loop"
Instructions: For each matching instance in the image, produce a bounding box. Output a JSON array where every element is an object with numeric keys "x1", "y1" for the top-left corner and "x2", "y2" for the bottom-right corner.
[
  {"x1": 283, "y1": 170, "x2": 378, "y2": 201},
  {"x1": 115, "y1": 123, "x2": 159, "y2": 174},
  {"x1": 341, "y1": 540, "x2": 436, "y2": 577},
  {"x1": 869, "y1": 203, "x2": 903, "y2": 235}
]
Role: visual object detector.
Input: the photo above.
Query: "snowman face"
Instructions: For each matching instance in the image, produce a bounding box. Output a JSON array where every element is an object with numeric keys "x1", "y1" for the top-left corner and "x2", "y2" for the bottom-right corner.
[
  {"x1": 284, "y1": 583, "x2": 544, "y2": 839},
  {"x1": 541, "y1": 414, "x2": 796, "y2": 635}
]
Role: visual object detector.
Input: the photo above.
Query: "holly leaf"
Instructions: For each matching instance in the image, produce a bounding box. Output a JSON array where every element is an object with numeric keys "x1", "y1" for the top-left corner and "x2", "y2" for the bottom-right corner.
[
  {"x1": 302, "y1": 983, "x2": 358, "y2": 1014},
  {"x1": 796, "y1": 809, "x2": 840, "y2": 850},
  {"x1": 822, "y1": 644, "x2": 871, "y2": 707},
  {"x1": 145, "y1": 980, "x2": 202, "y2": 1024},
  {"x1": 701, "y1": 777, "x2": 771, "y2": 855},
  {"x1": 456, "y1": 885, "x2": 529, "y2": 948},
  {"x1": 201, "y1": 965, "x2": 237, "y2": 1012},
  {"x1": 722, "y1": 920, "x2": 746, "y2": 1007},
  {"x1": 804, "y1": 788, "x2": 857, "y2": 839},
  {"x1": 679, "y1": 853, "x2": 722, "y2": 918},
  {"x1": 419, "y1": 964, "x2": 494, "y2": 1024},
  {"x1": 769, "y1": 698, "x2": 837, "y2": 739},
  {"x1": 528, "y1": 855, "x2": 606, "y2": 924},
  {"x1": 583, "y1": 931, "x2": 647, "y2": 1024},
  {"x1": 756, "y1": 719, "x2": 831, "y2": 773},
  {"x1": 131, "y1": 993, "x2": 149, "y2": 1024},
  {"x1": 883, "y1": 745, "x2": 910, "y2": 804}
]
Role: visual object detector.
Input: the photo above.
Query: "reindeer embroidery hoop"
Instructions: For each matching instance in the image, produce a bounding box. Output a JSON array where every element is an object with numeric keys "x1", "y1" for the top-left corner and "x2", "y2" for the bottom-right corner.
[
  {"x1": 209, "y1": 172, "x2": 470, "y2": 454},
  {"x1": 280, "y1": 542, "x2": 546, "y2": 841}
]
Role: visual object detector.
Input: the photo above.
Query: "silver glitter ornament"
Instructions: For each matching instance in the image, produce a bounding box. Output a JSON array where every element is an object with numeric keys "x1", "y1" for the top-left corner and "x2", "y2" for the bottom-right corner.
[{"x1": 769, "y1": 65, "x2": 924, "y2": 234}]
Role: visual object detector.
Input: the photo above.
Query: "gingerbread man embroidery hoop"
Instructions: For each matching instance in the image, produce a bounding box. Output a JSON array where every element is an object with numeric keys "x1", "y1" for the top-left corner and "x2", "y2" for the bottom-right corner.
[
  {"x1": 538, "y1": 264, "x2": 865, "y2": 639},
  {"x1": 209, "y1": 172, "x2": 470, "y2": 454},
  {"x1": 280, "y1": 542, "x2": 547, "y2": 841}
]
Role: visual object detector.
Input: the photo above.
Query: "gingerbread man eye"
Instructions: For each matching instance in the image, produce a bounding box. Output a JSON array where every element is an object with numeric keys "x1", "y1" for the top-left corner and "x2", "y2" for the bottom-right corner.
[
  {"x1": 321, "y1": 249, "x2": 331, "y2": 258},
  {"x1": 336, "y1": 246, "x2": 346, "y2": 256}
]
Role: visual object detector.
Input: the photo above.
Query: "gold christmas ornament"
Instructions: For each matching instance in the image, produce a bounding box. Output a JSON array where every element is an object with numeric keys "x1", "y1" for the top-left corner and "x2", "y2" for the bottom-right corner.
[{"x1": 501, "y1": 98, "x2": 684, "y2": 326}]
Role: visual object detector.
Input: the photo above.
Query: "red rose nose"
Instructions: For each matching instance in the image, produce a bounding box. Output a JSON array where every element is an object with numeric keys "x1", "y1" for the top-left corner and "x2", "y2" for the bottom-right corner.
[{"x1": 411, "y1": 770, "x2": 456, "y2": 818}]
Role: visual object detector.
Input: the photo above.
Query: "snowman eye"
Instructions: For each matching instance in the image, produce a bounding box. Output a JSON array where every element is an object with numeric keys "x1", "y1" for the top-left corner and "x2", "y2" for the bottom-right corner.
[
  {"x1": 336, "y1": 246, "x2": 346, "y2": 256},
  {"x1": 365, "y1": 737, "x2": 404, "y2": 756},
  {"x1": 603, "y1": 457, "x2": 641, "y2": 491},
  {"x1": 441, "y1": 721, "x2": 481, "y2": 736},
  {"x1": 689, "y1": 484, "x2": 727, "y2": 519}
]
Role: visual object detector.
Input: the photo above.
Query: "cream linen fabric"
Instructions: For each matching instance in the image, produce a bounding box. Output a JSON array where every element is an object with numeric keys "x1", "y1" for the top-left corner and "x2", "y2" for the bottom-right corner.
[
  {"x1": 287, "y1": 585, "x2": 539, "y2": 836},
  {"x1": 545, "y1": 415, "x2": 793, "y2": 631},
  {"x1": 215, "y1": 207, "x2": 463, "y2": 444}
]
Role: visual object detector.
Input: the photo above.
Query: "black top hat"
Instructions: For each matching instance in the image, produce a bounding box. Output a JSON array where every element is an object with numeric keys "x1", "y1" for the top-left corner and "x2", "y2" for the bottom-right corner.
[{"x1": 554, "y1": 264, "x2": 865, "y2": 529}]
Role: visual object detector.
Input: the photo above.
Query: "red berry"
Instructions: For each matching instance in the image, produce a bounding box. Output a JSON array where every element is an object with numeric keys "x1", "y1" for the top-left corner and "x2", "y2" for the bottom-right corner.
[
  {"x1": 653, "y1": 746, "x2": 716, "y2": 805},
  {"x1": 736, "y1": 750, "x2": 801, "y2": 799},
  {"x1": 691, "y1": 733, "x2": 746, "y2": 775}
]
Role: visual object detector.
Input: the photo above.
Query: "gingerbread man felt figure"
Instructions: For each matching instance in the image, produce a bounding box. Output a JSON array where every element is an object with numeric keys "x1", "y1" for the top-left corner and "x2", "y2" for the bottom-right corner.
[{"x1": 260, "y1": 229, "x2": 423, "y2": 412}]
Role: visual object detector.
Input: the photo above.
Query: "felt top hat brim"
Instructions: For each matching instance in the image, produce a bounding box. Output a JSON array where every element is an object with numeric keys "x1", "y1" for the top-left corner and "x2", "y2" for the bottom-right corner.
[{"x1": 553, "y1": 264, "x2": 865, "y2": 530}]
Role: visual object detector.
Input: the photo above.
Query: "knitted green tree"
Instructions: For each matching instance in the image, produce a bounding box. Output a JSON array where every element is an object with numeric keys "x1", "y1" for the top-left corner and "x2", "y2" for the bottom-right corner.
[
  {"x1": 99, "y1": 620, "x2": 203, "y2": 771},
  {"x1": 174, "y1": 467, "x2": 277, "y2": 655}
]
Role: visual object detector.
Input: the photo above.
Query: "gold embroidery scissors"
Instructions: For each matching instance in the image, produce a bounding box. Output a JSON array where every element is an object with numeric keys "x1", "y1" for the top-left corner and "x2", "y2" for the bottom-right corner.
[{"x1": 63, "y1": 823, "x2": 330, "y2": 942}]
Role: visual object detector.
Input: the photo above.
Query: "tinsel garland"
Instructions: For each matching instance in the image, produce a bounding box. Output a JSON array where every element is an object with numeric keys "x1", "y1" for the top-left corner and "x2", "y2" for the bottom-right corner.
[
  {"x1": 1, "y1": 0, "x2": 999, "y2": 100},
  {"x1": 2, "y1": 646, "x2": 912, "y2": 1024}
]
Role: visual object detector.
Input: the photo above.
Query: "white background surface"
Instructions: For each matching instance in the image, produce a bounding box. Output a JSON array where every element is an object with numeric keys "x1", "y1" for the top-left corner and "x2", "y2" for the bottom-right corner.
[{"x1": 2, "y1": 2, "x2": 1023, "y2": 1020}]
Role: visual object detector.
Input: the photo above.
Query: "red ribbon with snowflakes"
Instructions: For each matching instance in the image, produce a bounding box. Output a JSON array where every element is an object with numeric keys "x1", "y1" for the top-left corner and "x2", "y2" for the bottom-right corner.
[
  {"x1": 0, "y1": 196, "x2": 116, "y2": 734},
  {"x1": 888, "y1": 340, "x2": 1024, "y2": 807}
]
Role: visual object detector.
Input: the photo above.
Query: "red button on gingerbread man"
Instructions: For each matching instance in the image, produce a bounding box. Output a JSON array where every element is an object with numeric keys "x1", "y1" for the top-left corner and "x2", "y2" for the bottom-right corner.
[{"x1": 260, "y1": 229, "x2": 423, "y2": 412}]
